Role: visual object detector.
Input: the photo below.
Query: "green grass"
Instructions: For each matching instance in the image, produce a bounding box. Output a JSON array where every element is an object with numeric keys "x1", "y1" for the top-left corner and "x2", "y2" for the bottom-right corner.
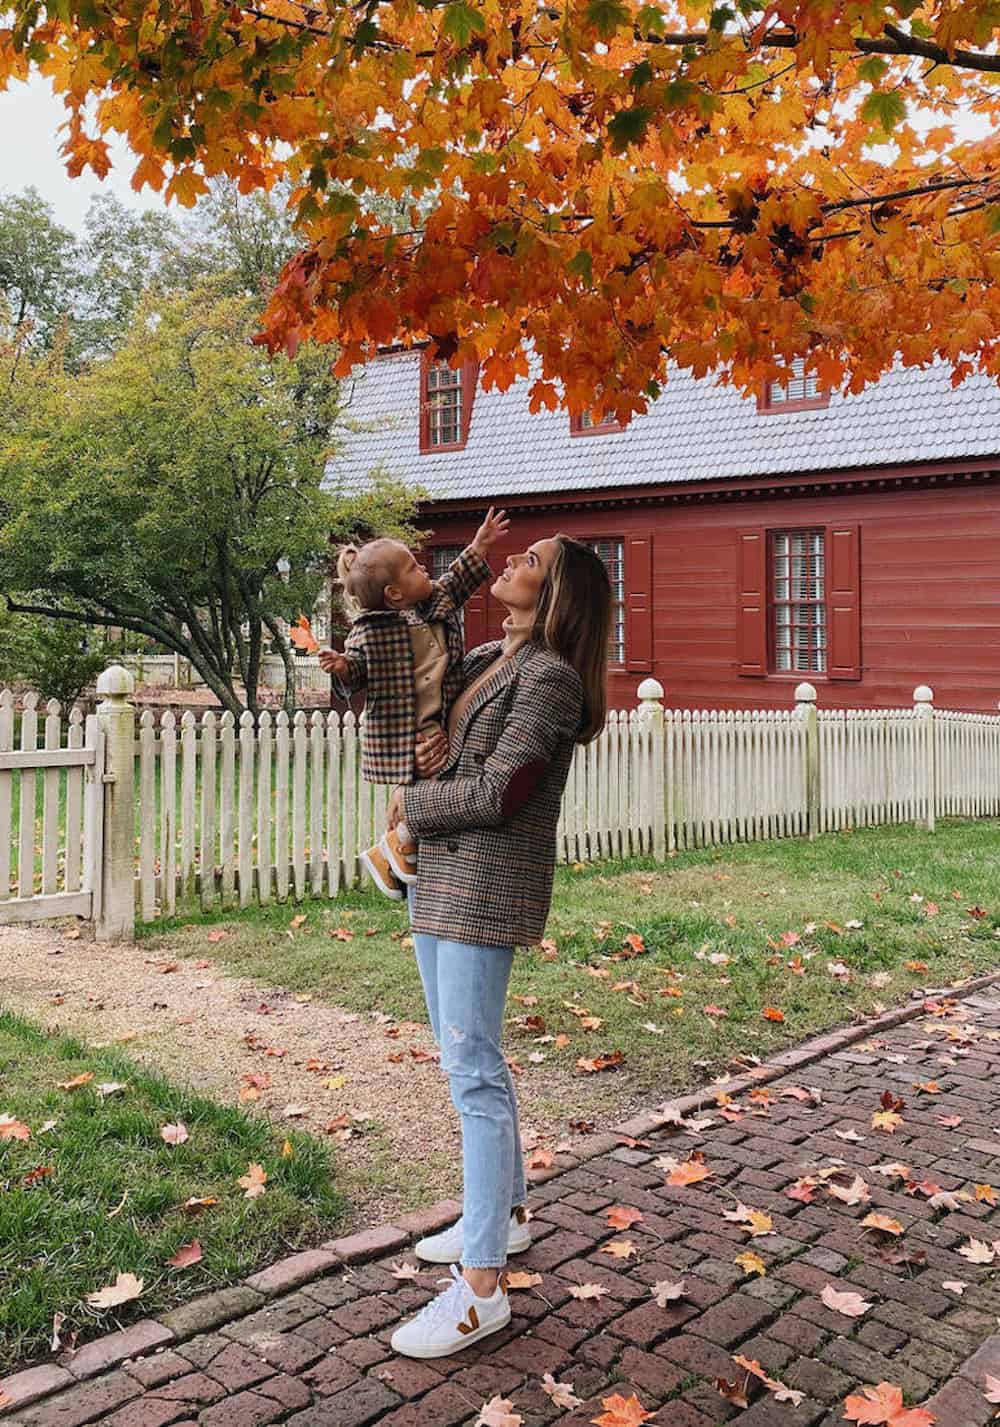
[
  {"x1": 0, "y1": 1012, "x2": 345, "y2": 1373},
  {"x1": 145, "y1": 818, "x2": 1000, "y2": 1111}
]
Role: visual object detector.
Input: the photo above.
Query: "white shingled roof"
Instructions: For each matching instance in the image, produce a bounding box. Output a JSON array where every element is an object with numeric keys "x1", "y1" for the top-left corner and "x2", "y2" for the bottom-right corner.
[{"x1": 325, "y1": 349, "x2": 1000, "y2": 504}]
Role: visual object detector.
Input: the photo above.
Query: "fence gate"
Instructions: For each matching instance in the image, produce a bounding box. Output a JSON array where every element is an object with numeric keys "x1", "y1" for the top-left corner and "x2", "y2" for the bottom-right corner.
[{"x1": 0, "y1": 691, "x2": 105, "y2": 926}]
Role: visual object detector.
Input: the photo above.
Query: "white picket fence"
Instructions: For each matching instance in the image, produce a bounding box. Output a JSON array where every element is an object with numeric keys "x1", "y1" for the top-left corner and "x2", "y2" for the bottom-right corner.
[{"x1": 2, "y1": 672, "x2": 1000, "y2": 935}]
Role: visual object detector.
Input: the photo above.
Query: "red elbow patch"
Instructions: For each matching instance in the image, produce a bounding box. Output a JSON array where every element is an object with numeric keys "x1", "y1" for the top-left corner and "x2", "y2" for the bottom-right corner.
[{"x1": 501, "y1": 759, "x2": 547, "y2": 818}]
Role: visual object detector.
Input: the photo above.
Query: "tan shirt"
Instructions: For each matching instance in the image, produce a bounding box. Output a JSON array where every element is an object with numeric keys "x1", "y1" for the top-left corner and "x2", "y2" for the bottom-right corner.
[
  {"x1": 446, "y1": 618, "x2": 533, "y2": 743},
  {"x1": 408, "y1": 620, "x2": 449, "y2": 731}
]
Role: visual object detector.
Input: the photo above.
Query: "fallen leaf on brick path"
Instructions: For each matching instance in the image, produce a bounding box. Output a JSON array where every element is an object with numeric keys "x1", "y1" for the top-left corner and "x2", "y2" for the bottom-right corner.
[
  {"x1": 775, "y1": 1386, "x2": 807, "y2": 1404},
  {"x1": 183, "y1": 1196, "x2": 217, "y2": 1215},
  {"x1": 958, "y1": 1238, "x2": 997, "y2": 1264},
  {"x1": 506, "y1": 1270, "x2": 543, "y2": 1290},
  {"x1": 937, "y1": 1114, "x2": 964, "y2": 1128},
  {"x1": 974, "y1": 1183, "x2": 998, "y2": 1205},
  {"x1": 206, "y1": 930, "x2": 228, "y2": 943},
  {"x1": 600, "y1": 1239, "x2": 638, "y2": 1261},
  {"x1": 527, "y1": 1148, "x2": 554, "y2": 1170},
  {"x1": 941, "y1": 1280, "x2": 967, "y2": 1295},
  {"x1": 0, "y1": 1114, "x2": 31, "y2": 1141},
  {"x1": 904, "y1": 1179, "x2": 942, "y2": 1199},
  {"x1": 843, "y1": 1381, "x2": 936, "y2": 1425},
  {"x1": 735, "y1": 1251, "x2": 767, "y2": 1277},
  {"x1": 702, "y1": 1004, "x2": 728, "y2": 1019},
  {"x1": 237, "y1": 1162, "x2": 267, "y2": 1199},
  {"x1": 569, "y1": 1118, "x2": 595, "y2": 1134},
  {"x1": 872, "y1": 1108, "x2": 904, "y2": 1134},
  {"x1": 762, "y1": 1006, "x2": 785, "y2": 1022},
  {"x1": 263, "y1": 1046, "x2": 288, "y2": 1059},
  {"x1": 982, "y1": 1375, "x2": 1000, "y2": 1404},
  {"x1": 616, "y1": 1135, "x2": 650, "y2": 1150},
  {"x1": 779, "y1": 1086, "x2": 815, "y2": 1102},
  {"x1": 166, "y1": 1241, "x2": 202, "y2": 1269},
  {"x1": 568, "y1": 1282, "x2": 607, "y2": 1300},
  {"x1": 86, "y1": 1272, "x2": 144, "y2": 1310},
  {"x1": 650, "y1": 1278, "x2": 686, "y2": 1305},
  {"x1": 821, "y1": 1285, "x2": 872, "y2": 1317},
  {"x1": 862, "y1": 1212, "x2": 904, "y2": 1236},
  {"x1": 666, "y1": 1155, "x2": 712, "y2": 1188},
  {"x1": 540, "y1": 1373, "x2": 582, "y2": 1409},
  {"x1": 723, "y1": 1204, "x2": 774, "y2": 1237},
  {"x1": 877, "y1": 1244, "x2": 927, "y2": 1269},
  {"x1": 591, "y1": 1391, "x2": 655, "y2": 1427},
  {"x1": 732, "y1": 1355, "x2": 804, "y2": 1406},
  {"x1": 475, "y1": 1395, "x2": 522, "y2": 1427},
  {"x1": 914, "y1": 1081, "x2": 942, "y2": 1095},
  {"x1": 872, "y1": 1162, "x2": 911, "y2": 1179},
  {"x1": 827, "y1": 1173, "x2": 871, "y2": 1207},
  {"x1": 835, "y1": 1128, "x2": 866, "y2": 1143},
  {"x1": 160, "y1": 1122, "x2": 189, "y2": 1146},
  {"x1": 715, "y1": 1377, "x2": 750, "y2": 1408},
  {"x1": 607, "y1": 1205, "x2": 644, "y2": 1230},
  {"x1": 56, "y1": 1072, "x2": 94, "y2": 1092},
  {"x1": 786, "y1": 1177, "x2": 819, "y2": 1204},
  {"x1": 390, "y1": 1261, "x2": 422, "y2": 1280}
]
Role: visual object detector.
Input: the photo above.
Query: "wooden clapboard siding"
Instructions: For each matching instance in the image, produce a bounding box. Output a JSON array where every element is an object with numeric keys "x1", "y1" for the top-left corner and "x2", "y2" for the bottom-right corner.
[{"x1": 418, "y1": 476, "x2": 1000, "y2": 713}]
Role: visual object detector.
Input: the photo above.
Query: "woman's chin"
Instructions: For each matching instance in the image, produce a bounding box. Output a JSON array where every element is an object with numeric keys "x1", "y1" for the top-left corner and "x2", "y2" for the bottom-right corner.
[{"x1": 490, "y1": 578, "x2": 511, "y2": 602}]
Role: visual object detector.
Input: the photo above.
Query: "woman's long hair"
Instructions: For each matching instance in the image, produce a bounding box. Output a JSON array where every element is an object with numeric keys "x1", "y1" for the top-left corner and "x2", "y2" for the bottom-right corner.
[{"x1": 532, "y1": 535, "x2": 612, "y2": 743}]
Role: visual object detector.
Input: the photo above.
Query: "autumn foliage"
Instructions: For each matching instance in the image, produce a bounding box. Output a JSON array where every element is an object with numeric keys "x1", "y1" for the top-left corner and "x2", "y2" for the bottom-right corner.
[{"x1": 4, "y1": 0, "x2": 1000, "y2": 415}]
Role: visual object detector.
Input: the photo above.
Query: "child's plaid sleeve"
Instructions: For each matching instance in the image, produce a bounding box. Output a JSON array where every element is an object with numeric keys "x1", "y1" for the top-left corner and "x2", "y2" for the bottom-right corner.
[{"x1": 330, "y1": 625, "x2": 368, "y2": 700}]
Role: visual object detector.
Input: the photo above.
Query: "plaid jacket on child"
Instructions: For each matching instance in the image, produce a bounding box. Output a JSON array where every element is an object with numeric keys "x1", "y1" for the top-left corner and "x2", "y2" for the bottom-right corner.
[{"x1": 330, "y1": 545, "x2": 493, "y2": 785}]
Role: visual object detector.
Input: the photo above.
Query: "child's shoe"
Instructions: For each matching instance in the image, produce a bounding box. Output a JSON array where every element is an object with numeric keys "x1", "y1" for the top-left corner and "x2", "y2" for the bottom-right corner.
[
  {"x1": 360, "y1": 844, "x2": 404, "y2": 900},
  {"x1": 381, "y1": 824, "x2": 418, "y2": 885},
  {"x1": 390, "y1": 1264, "x2": 510, "y2": 1359}
]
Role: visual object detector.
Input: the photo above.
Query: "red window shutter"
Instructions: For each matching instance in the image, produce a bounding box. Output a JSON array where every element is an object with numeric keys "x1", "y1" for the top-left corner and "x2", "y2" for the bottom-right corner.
[
  {"x1": 625, "y1": 535, "x2": 653, "y2": 673},
  {"x1": 826, "y1": 522, "x2": 861, "y2": 680},
  {"x1": 462, "y1": 591, "x2": 489, "y2": 652},
  {"x1": 736, "y1": 528, "x2": 767, "y2": 676}
]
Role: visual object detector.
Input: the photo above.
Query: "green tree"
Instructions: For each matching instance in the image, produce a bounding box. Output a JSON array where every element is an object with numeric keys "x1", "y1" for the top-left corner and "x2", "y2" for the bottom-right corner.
[
  {"x1": 0, "y1": 603, "x2": 111, "y2": 710},
  {"x1": 0, "y1": 188, "x2": 77, "y2": 356},
  {"x1": 0, "y1": 287, "x2": 416, "y2": 715},
  {"x1": 74, "y1": 194, "x2": 178, "y2": 359}
]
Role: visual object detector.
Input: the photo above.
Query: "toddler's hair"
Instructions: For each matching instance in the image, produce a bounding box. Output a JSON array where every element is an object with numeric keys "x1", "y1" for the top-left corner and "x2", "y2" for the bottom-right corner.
[{"x1": 335, "y1": 539, "x2": 405, "y2": 619}]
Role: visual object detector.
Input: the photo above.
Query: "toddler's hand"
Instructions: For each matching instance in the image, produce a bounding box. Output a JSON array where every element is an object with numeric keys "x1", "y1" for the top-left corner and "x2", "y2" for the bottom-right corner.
[
  {"x1": 318, "y1": 649, "x2": 349, "y2": 677},
  {"x1": 471, "y1": 505, "x2": 510, "y2": 556}
]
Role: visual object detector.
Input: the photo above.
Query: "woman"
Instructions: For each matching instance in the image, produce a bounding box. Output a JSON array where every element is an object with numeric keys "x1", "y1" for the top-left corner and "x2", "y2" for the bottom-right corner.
[{"x1": 385, "y1": 534, "x2": 612, "y2": 1360}]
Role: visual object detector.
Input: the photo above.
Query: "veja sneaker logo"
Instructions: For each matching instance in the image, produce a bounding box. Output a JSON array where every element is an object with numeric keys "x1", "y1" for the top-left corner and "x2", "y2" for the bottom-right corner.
[{"x1": 456, "y1": 1305, "x2": 480, "y2": 1335}]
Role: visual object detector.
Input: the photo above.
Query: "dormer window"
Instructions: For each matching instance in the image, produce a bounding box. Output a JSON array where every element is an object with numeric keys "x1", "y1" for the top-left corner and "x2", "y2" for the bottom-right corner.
[
  {"x1": 419, "y1": 351, "x2": 478, "y2": 452},
  {"x1": 570, "y1": 408, "x2": 624, "y2": 436},
  {"x1": 758, "y1": 356, "x2": 830, "y2": 413}
]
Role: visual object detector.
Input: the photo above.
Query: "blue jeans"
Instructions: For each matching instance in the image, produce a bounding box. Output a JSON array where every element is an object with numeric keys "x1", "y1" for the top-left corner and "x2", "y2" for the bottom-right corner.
[{"x1": 409, "y1": 908, "x2": 527, "y2": 1268}]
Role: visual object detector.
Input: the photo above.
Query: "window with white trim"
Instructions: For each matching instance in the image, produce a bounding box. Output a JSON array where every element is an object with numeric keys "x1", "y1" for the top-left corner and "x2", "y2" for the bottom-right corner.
[
  {"x1": 585, "y1": 538, "x2": 625, "y2": 664},
  {"x1": 425, "y1": 362, "x2": 464, "y2": 446},
  {"x1": 771, "y1": 529, "x2": 826, "y2": 673}
]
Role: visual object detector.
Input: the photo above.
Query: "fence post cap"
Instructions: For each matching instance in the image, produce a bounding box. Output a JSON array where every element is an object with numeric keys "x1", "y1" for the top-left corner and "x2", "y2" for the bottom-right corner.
[
  {"x1": 794, "y1": 681, "x2": 817, "y2": 704},
  {"x1": 913, "y1": 684, "x2": 934, "y2": 705},
  {"x1": 636, "y1": 677, "x2": 665, "y2": 702},
  {"x1": 96, "y1": 664, "x2": 136, "y2": 699}
]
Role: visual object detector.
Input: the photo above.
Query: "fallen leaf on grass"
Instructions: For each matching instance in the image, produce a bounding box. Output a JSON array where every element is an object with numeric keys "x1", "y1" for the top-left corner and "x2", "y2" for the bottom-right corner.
[
  {"x1": 591, "y1": 1392, "x2": 655, "y2": 1426},
  {"x1": 206, "y1": 930, "x2": 228, "y2": 943},
  {"x1": 821, "y1": 1285, "x2": 872, "y2": 1317},
  {"x1": 0, "y1": 1114, "x2": 31, "y2": 1141},
  {"x1": 183, "y1": 1196, "x2": 217, "y2": 1215},
  {"x1": 761, "y1": 1007, "x2": 785, "y2": 1023},
  {"x1": 475, "y1": 1395, "x2": 522, "y2": 1427},
  {"x1": 576, "y1": 1051, "x2": 624, "y2": 1073},
  {"x1": 56, "y1": 1073, "x2": 94, "y2": 1092},
  {"x1": 237, "y1": 1163, "x2": 267, "y2": 1199},
  {"x1": 86, "y1": 1272, "x2": 144, "y2": 1310},
  {"x1": 702, "y1": 1004, "x2": 728, "y2": 1020},
  {"x1": 540, "y1": 1373, "x2": 581, "y2": 1409},
  {"x1": 289, "y1": 914, "x2": 308, "y2": 929},
  {"x1": 160, "y1": 1122, "x2": 189, "y2": 1146},
  {"x1": 843, "y1": 1381, "x2": 935, "y2": 1425},
  {"x1": 166, "y1": 1241, "x2": 202, "y2": 1269}
]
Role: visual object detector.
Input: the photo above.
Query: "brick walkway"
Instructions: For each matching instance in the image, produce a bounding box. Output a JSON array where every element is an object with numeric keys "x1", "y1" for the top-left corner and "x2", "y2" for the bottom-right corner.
[{"x1": 5, "y1": 982, "x2": 1000, "y2": 1427}]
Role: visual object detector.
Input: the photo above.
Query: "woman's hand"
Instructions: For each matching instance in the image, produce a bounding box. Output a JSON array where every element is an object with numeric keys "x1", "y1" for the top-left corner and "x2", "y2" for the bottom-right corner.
[
  {"x1": 386, "y1": 786, "x2": 406, "y2": 830},
  {"x1": 415, "y1": 728, "x2": 449, "y2": 777}
]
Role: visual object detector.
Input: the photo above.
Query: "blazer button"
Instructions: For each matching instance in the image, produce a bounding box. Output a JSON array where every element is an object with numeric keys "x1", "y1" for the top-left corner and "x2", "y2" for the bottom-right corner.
[
  {"x1": 473, "y1": 751, "x2": 486, "y2": 764},
  {"x1": 447, "y1": 840, "x2": 459, "y2": 853}
]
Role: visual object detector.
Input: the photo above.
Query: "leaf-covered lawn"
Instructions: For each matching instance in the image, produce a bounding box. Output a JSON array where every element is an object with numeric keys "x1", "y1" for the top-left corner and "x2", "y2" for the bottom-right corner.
[
  {"x1": 149, "y1": 819, "x2": 1000, "y2": 1115},
  {"x1": 0, "y1": 1013, "x2": 344, "y2": 1373}
]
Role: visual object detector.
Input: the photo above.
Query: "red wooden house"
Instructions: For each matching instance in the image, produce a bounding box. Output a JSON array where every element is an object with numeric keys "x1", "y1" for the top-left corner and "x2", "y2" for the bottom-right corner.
[{"x1": 327, "y1": 349, "x2": 1000, "y2": 712}]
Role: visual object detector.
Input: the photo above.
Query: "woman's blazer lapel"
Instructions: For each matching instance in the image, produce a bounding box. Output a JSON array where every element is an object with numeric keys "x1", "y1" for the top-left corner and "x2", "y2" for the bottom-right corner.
[{"x1": 444, "y1": 642, "x2": 533, "y2": 774}]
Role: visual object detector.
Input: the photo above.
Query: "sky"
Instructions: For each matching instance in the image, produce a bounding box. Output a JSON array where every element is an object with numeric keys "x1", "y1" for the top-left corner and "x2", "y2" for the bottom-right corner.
[{"x1": 0, "y1": 74, "x2": 169, "y2": 231}]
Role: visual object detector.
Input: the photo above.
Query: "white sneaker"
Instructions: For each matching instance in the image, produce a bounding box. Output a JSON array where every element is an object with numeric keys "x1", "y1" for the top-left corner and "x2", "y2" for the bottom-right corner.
[
  {"x1": 390, "y1": 1264, "x2": 511, "y2": 1359},
  {"x1": 415, "y1": 1210, "x2": 531, "y2": 1264}
]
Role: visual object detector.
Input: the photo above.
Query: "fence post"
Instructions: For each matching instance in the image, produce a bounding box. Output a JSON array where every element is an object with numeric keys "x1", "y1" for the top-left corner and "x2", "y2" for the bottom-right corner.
[
  {"x1": 914, "y1": 684, "x2": 936, "y2": 832},
  {"x1": 637, "y1": 678, "x2": 667, "y2": 860},
  {"x1": 96, "y1": 664, "x2": 136, "y2": 942},
  {"x1": 795, "y1": 682, "x2": 819, "y2": 840}
]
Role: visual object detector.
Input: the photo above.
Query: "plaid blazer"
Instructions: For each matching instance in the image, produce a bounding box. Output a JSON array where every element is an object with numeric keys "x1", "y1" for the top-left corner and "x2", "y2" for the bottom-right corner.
[
  {"x1": 402, "y1": 641, "x2": 584, "y2": 949},
  {"x1": 331, "y1": 546, "x2": 493, "y2": 785}
]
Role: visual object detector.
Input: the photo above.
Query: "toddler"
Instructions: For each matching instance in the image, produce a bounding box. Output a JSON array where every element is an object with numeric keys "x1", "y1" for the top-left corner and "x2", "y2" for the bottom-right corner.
[{"x1": 319, "y1": 508, "x2": 509, "y2": 898}]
